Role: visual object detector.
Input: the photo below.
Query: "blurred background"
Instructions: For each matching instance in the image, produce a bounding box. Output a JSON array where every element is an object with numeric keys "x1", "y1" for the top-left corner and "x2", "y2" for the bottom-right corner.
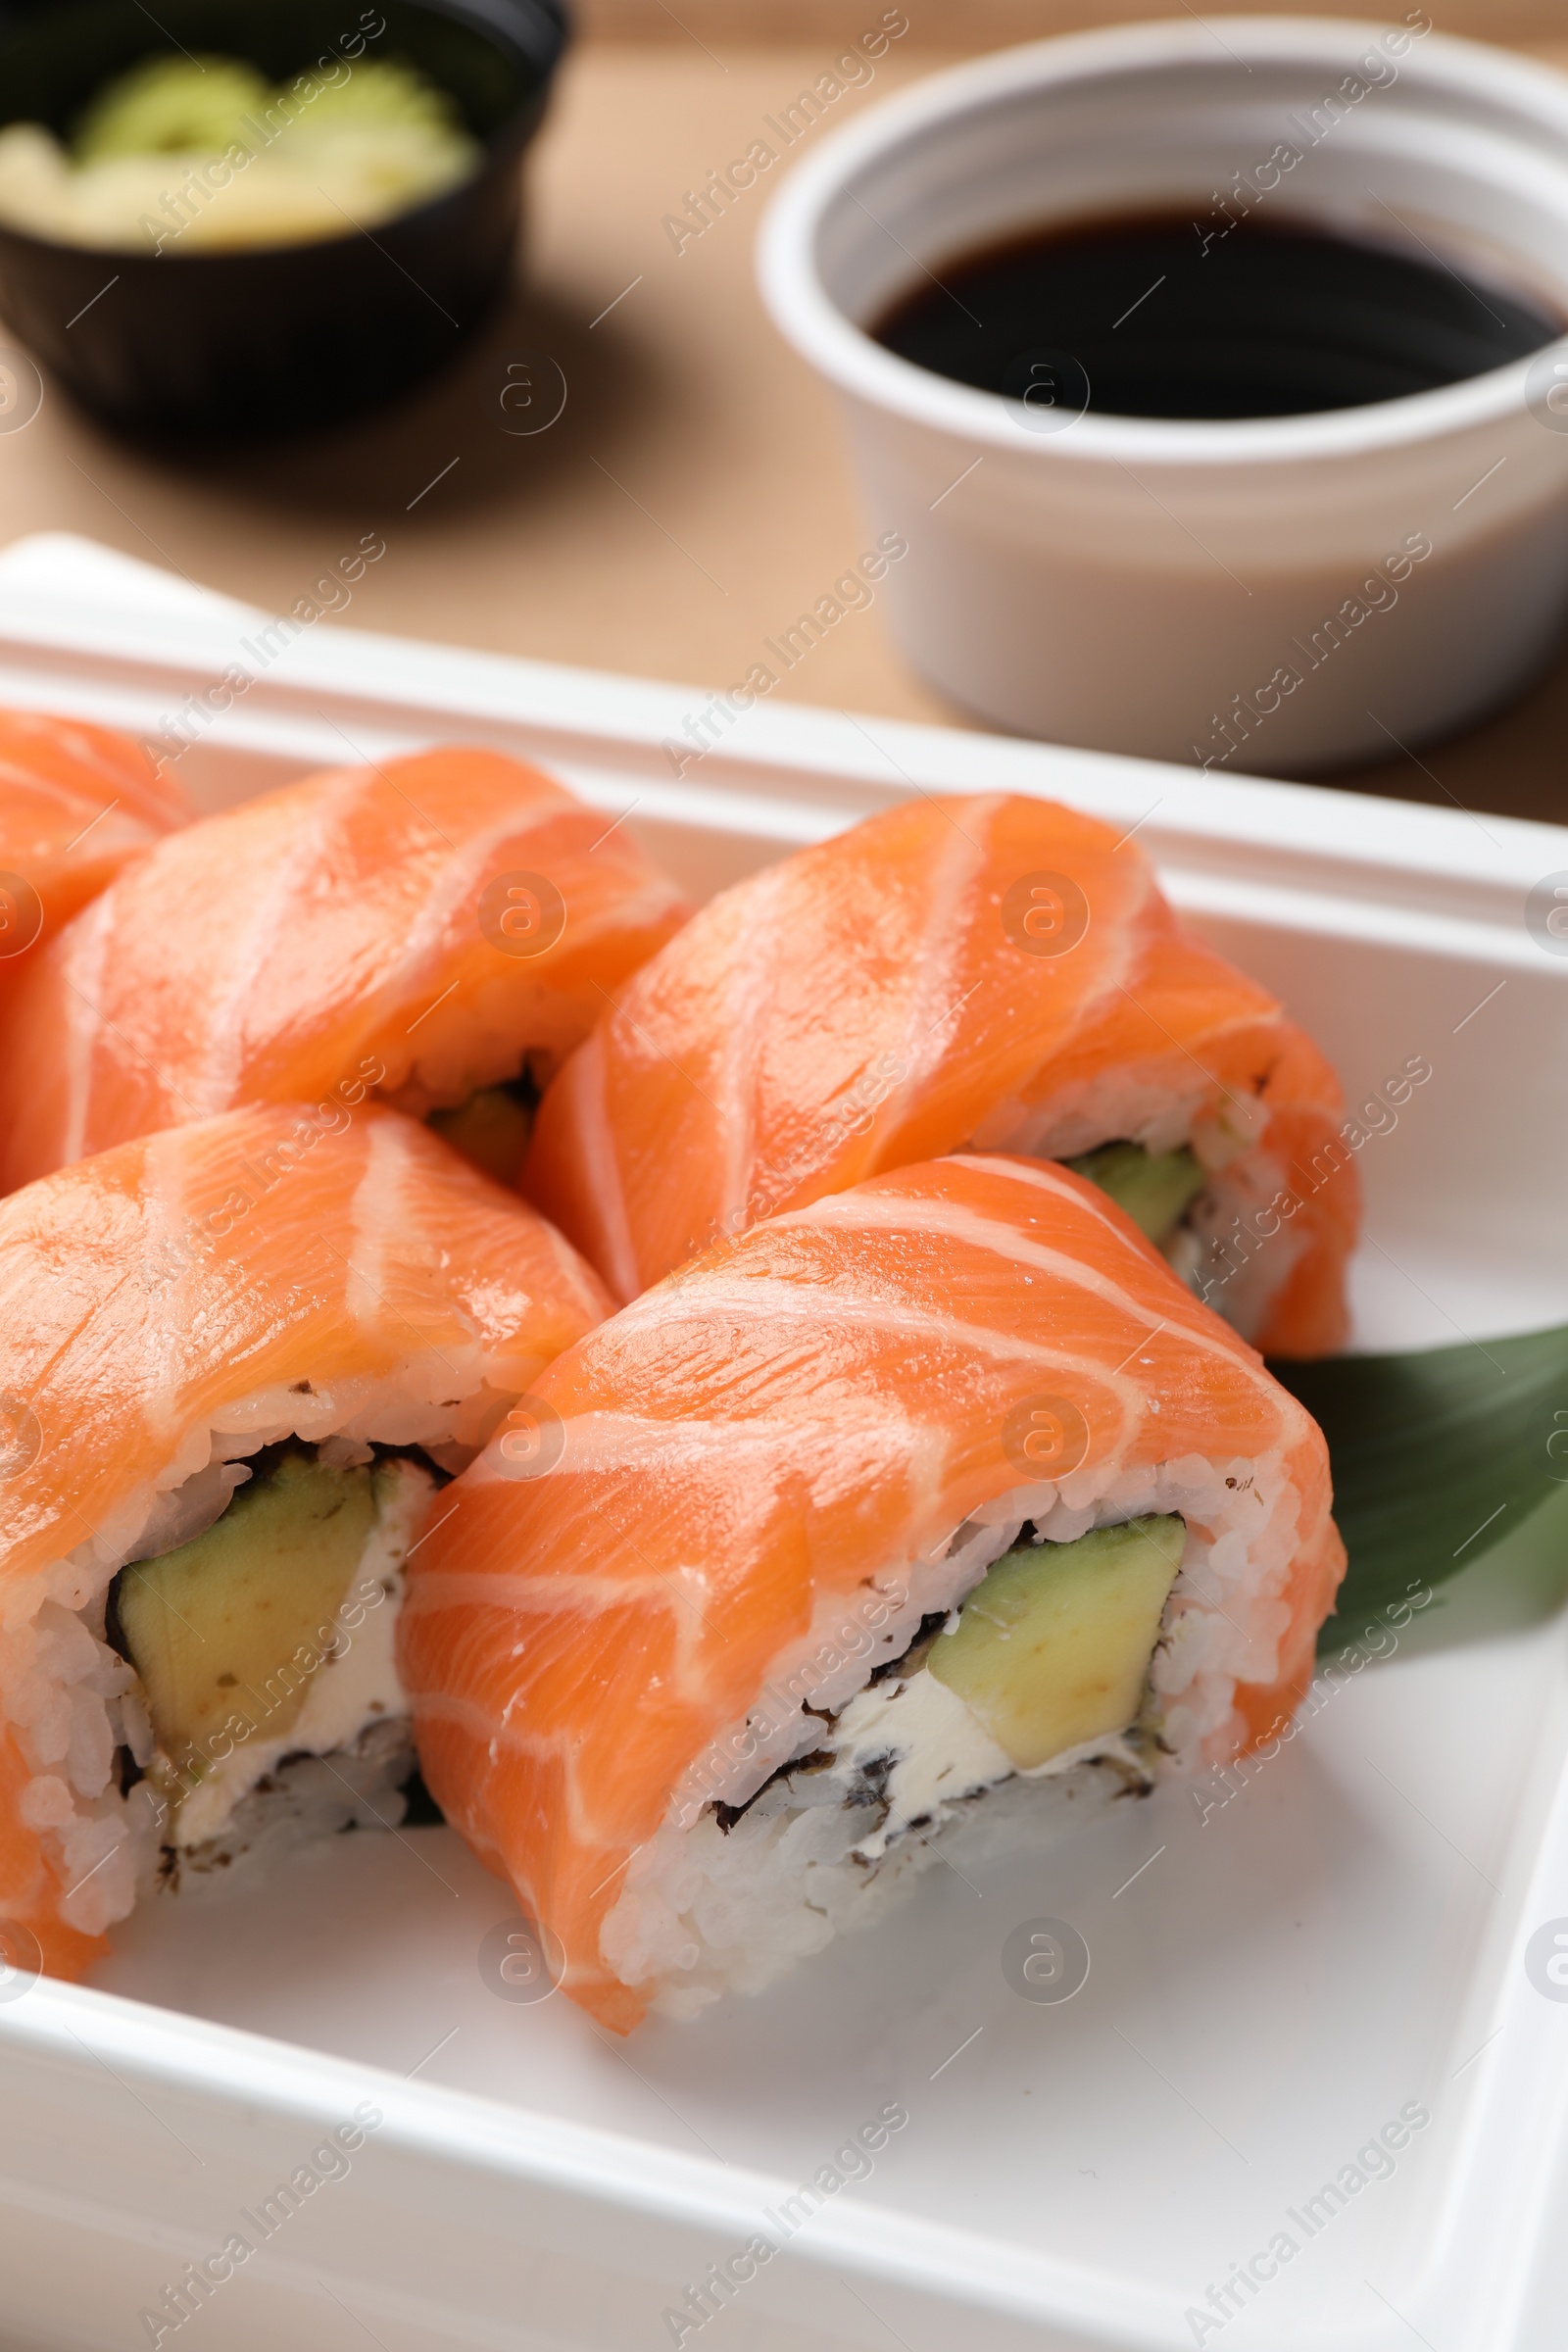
[{"x1": 4, "y1": 0, "x2": 1566, "y2": 820}]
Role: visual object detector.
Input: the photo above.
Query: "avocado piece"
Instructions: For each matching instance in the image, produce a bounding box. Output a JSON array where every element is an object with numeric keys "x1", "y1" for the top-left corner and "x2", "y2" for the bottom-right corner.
[
  {"x1": 73, "y1": 54, "x2": 467, "y2": 169},
  {"x1": 928, "y1": 1514, "x2": 1186, "y2": 1769},
  {"x1": 1064, "y1": 1142, "x2": 1206, "y2": 1247},
  {"x1": 73, "y1": 56, "x2": 272, "y2": 164},
  {"x1": 292, "y1": 59, "x2": 470, "y2": 139},
  {"x1": 116, "y1": 1448, "x2": 381, "y2": 1789},
  {"x1": 427, "y1": 1083, "x2": 534, "y2": 1189}
]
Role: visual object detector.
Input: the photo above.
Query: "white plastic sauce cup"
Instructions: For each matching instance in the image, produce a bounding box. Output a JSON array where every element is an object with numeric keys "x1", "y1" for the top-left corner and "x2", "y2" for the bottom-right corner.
[{"x1": 758, "y1": 16, "x2": 1568, "y2": 775}]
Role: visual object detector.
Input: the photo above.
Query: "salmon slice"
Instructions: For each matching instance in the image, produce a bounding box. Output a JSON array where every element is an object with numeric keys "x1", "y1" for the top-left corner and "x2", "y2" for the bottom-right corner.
[
  {"x1": 523, "y1": 793, "x2": 1359, "y2": 1357},
  {"x1": 0, "y1": 746, "x2": 690, "y2": 1193},
  {"x1": 0, "y1": 1102, "x2": 611, "y2": 1981},
  {"x1": 0, "y1": 706, "x2": 188, "y2": 967},
  {"x1": 401, "y1": 1153, "x2": 1344, "y2": 2032}
]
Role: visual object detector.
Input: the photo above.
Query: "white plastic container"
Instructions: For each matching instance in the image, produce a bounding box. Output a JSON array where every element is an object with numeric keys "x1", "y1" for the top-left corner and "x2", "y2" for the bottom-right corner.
[
  {"x1": 0, "y1": 535, "x2": 1567, "y2": 2352},
  {"x1": 757, "y1": 18, "x2": 1568, "y2": 775}
]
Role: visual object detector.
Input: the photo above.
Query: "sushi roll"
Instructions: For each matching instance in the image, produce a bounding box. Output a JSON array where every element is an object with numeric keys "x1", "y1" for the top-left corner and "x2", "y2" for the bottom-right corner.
[
  {"x1": 0, "y1": 1101, "x2": 610, "y2": 1983},
  {"x1": 0, "y1": 744, "x2": 690, "y2": 1196},
  {"x1": 524, "y1": 791, "x2": 1359, "y2": 1356},
  {"x1": 0, "y1": 705, "x2": 188, "y2": 967},
  {"x1": 400, "y1": 1154, "x2": 1344, "y2": 2031}
]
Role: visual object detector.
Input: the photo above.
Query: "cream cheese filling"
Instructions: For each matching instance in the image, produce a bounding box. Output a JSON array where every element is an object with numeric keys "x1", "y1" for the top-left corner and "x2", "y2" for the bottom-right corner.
[{"x1": 804, "y1": 1644, "x2": 1149, "y2": 1863}]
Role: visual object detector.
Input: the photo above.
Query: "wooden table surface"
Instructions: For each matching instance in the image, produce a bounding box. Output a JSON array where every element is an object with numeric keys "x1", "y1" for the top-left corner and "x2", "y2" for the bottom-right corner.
[{"x1": 2, "y1": 15, "x2": 1566, "y2": 827}]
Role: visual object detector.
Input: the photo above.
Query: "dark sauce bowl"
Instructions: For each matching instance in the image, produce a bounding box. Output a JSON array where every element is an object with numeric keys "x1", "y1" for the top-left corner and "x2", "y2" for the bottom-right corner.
[{"x1": 0, "y1": 0, "x2": 568, "y2": 439}]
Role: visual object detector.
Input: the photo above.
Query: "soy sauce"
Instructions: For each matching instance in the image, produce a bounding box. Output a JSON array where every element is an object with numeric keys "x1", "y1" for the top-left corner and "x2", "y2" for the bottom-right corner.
[{"x1": 873, "y1": 210, "x2": 1560, "y2": 420}]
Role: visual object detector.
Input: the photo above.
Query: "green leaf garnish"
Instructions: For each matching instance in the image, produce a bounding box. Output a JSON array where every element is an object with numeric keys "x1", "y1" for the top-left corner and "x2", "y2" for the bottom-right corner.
[{"x1": 1267, "y1": 1327, "x2": 1568, "y2": 1651}]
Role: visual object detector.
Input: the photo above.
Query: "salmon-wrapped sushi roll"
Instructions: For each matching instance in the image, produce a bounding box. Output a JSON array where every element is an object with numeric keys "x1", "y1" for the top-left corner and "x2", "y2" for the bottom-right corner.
[
  {"x1": 524, "y1": 792, "x2": 1359, "y2": 1357},
  {"x1": 401, "y1": 1154, "x2": 1344, "y2": 2032},
  {"x1": 0, "y1": 1102, "x2": 609, "y2": 1984},
  {"x1": 0, "y1": 705, "x2": 188, "y2": 967},
  {"x1": 0, "y1": 746, "x2": 690, "y2": 1196}
]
